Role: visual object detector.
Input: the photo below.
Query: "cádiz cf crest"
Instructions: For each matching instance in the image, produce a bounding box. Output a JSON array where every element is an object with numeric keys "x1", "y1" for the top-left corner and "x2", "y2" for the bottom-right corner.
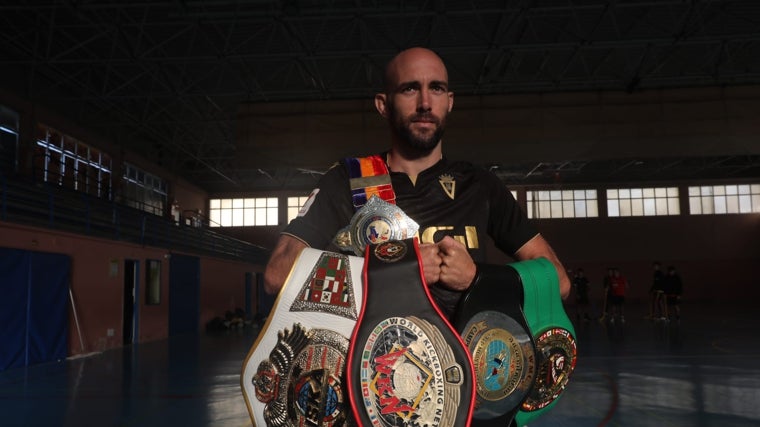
[{"x1": 438, "y1": 174, "x2": 456, "y2": 200}]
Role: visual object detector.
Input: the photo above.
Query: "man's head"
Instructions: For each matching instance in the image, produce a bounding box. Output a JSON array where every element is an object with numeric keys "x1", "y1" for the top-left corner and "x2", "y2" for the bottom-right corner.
[{"x1": 375, "y1": 47, "x2": 454, "y2": 156}]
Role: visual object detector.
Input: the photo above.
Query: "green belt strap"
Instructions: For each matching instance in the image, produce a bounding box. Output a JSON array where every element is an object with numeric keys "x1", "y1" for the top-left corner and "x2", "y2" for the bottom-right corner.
[{"x1": 510, "y1": 258, "x2": 578, "y2": 427}]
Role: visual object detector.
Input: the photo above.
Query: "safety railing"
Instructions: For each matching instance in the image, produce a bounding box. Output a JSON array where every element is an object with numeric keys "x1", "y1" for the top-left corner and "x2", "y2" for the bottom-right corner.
[{"x1": 0, "y1": 174, "x2": 270, "y2": 264}]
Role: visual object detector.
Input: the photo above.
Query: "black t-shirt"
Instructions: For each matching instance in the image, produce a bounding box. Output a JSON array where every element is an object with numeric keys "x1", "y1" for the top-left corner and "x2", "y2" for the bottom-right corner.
[{"x1": 284, "y1": 154, "x2": 538, "y2": 316}]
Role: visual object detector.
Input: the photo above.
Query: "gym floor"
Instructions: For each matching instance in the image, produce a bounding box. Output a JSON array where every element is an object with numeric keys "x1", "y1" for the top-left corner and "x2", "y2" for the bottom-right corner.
[{"x1": 2, "y1": 302, "x2": 758, "y2": 427}]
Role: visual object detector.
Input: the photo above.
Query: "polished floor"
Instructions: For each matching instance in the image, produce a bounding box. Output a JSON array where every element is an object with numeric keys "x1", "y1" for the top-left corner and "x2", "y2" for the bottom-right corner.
[{"x1": 2, "y1": 302, "x2": 759, "y2": 427}]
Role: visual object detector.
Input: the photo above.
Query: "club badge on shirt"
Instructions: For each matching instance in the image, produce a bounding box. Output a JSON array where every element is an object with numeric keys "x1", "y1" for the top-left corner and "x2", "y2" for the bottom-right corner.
[{"x1": 439, "y1": 174, "x2": 456, "y2": 200}]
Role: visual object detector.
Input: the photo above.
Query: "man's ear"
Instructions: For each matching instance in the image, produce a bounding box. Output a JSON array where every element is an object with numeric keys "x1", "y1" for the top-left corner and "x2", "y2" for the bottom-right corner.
[
  {"x1": 374, "y1": 93, "x2": 388, "y2": 118},
  {"x1": 448, "y1": 92, "x2": 454, "y2": 113}
]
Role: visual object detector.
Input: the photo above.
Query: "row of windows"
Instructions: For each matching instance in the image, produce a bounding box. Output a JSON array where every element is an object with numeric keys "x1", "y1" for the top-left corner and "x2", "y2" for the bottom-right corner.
[
  {"x1": 208, "y1": 196, "x2": 310, "y2": 227},
  {"x1": 34, "y1": 123, "x2": 169, "y2": 217},
  {"x1": 689, "y1": 185, "x2": 760, "y2": 215},
  {"x1": 122, "y1": 163, "x2": 168, "y2": 217},
  {"x1": 209, "y1": 184, "x2": 760, "y2": 227},
  {"x1": 35, "y1": 125, "x2": 114, "y2": 199}
]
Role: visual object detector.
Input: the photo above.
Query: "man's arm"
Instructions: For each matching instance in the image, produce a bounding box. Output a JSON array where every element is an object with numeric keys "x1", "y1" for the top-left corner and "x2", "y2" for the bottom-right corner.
[
  {"x1": 515, "y1": 234, "x2": 571, "y2": 299},
  {"x1": 263, "y1": 234, "x2": 307, "y2": 295}
]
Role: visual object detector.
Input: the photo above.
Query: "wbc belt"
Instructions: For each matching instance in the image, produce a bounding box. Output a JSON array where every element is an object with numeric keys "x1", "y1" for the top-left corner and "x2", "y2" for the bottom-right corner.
[
  {"x1": 511, "y1": 258, "x2": 577, "y2": 427},
  {"x1": 346, "y1": 238, "x2": 476, "y2": 427},
  {"x1": 453, "y1": 263, "x2": 537, "y2": 427},
  {"x1": 240, "y1": 248, "x2": 364, "y2": 427}
]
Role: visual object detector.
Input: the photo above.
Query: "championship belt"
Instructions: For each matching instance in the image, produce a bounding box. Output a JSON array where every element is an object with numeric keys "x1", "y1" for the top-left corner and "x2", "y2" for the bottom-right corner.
[
  {"x1": 240, "y1": 248, "x2": 364, "y2": 427},
  {"x1": 511, "y1": 258, "x2": 577, "y2": 427},
  {"x1": 346, "y1": 238, "x2": 476, "y2": 427},
  {"x1": 334, "y1": 195, "x2": 419, "y2": 256},
  {"x1": 453, "y1": 263, "x2": 537, "y2": 427}
]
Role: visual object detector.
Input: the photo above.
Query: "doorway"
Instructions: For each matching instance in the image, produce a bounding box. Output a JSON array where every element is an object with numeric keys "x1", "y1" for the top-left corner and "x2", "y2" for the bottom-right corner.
[{"x1": 123, "y1": 259, "x2": 139, "y2": 345}]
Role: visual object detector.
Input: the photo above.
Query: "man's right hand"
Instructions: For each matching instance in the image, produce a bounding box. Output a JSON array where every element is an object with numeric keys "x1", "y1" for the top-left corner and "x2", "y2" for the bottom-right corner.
[
  {"x1": 418, "y1": 241, "x2": 442, "y2": 285},
  {"x1": 263, "y1": 234, "x2": 307, "y2": 295}
]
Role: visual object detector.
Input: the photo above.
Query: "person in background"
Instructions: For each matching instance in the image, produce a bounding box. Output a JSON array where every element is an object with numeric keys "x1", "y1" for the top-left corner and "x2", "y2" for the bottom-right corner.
[
  {"x1": 608, "y1": 267, "x2": 628, "y2": 324},
  {"x1": 663, "y1": 265, "x2": 683, "y2": 321},
  {"x1": 572, "y1": 268, "x2": 591, "y2": 322},
  {"x1": 648, "y1": 261, "x2": 668, "y2": 321},
  {"x1": 600, "y1": 267, "x2": 614, "y2": 322}
]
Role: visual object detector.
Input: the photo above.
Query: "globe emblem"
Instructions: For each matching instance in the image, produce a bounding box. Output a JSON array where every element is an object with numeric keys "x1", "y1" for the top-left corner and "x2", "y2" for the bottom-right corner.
[{"x1": 364, "y1": 217, "x2": 392, "y2": 244}]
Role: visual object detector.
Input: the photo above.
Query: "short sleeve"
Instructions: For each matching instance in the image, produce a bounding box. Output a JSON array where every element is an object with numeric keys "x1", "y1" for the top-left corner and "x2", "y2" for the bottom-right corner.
[
  {"x1": 484, "y1": 171, "x2": 538, "y2": 255},
  {"x1": 282, "y1": 163, "x2": 355, "y2": 249}
]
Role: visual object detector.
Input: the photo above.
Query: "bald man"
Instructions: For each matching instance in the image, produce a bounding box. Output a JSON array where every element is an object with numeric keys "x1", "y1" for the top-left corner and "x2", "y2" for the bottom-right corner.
[{"x1": 264, "y1": 47, "x2": 570, "y2": 317}]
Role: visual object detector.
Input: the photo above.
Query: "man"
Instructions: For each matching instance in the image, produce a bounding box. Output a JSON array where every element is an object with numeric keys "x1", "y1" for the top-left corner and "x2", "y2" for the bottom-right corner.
[
  {"x1": 572, "y1": 268, "x2": 591, "y2": 321},
  {"x1": 649, "y1": 261, "x2": 668, "y2": 321},
  {"x1": 264, "y1": 47, "x2": 570, "y2": 316},
  {"x1": 609, "y1": 268, "x2": 628, "y2": 323},
  {"x1": 663, "y1": 265, "x2": 683, "y2": 321}
]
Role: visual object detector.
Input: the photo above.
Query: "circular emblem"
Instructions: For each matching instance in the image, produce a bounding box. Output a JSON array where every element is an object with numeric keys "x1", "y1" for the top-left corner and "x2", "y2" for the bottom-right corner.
[
  {"x1": 333, "y1": 196, "x2": 419, "y2": 255},
  {"x1": 364, "y1": 216, "x2": 393, "y2": 244},
  {"x1": 254, "y1": 325, "x2": 351, "y2": 427},
  {"x1": 462, "y1": 311, "x2": 535, "y2": 419},
  {"x1": 288, "y1": 329, "x2": 351, "y2": 425},
  {"x1": 359, "y1": 316, "x2": 460, "y2": 427},
  {"x1": 373, "y1": 240, "x2": 407, "y2": 263},
  {"x1": 521, "y1": 327, "x2": 577, "y2": 412}
]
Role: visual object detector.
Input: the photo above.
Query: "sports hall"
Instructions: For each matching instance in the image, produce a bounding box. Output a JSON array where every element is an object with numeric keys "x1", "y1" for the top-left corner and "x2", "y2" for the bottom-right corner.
[{"x1": 1, "y1": 3, "x2": 758, "y2": 426}]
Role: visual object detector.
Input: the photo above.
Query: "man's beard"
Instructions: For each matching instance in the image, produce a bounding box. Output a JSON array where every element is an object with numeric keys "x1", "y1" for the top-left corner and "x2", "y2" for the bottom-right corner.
[{"x1": 390, "y1": 109, "x2": 447, "y2": 155}]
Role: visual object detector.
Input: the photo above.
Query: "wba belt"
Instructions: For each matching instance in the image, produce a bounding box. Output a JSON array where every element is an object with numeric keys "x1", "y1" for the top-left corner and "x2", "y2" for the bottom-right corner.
[
  {"x1": 346, "y1": 238, "x2": 476, "y2": 427},
  {"x1": 240, "y1": 248, "x2": 364, "y2": 427},
  {"x1": 454, "y1": 263, "x2": 536, "y2": 426},
  {"x1": 512, "y1": 258, "x2": 577, "y2": 427}
]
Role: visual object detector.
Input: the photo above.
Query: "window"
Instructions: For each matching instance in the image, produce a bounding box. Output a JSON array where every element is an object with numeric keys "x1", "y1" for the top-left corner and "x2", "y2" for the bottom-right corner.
[
  {"x1": 527, "y1": 189, "x2": 599, "y2": 219},
  {"x1": 607, "y1": 187, "x2": 680, "y2": 217},
  {"x1": 122, "y1": 163, "x2": 167, "y2": 216},
  {"x1": 145, "y1": 259, "x2": 161, "y2": 305},
  {"x1": 688, "y1": 184, "x2": 760, "y2": 215},
  {"x1": 208, "y1": 197, "x2": 279, "y2": 227},
  {"x1": 34, "y1": 124, "x2": 113, "y2": 199},
  {"x1": 287, "y1": 196, "x2": 311, "y2": 223}
]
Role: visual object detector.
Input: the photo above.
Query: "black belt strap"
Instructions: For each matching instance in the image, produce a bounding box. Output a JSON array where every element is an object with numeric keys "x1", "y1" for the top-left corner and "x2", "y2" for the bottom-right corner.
[
  {"x1": 346, "y1": 238, "x2": 475, "y2": 427},
  {"x1": 454, "y1": 263, "x2": 536, "y2": 427}
]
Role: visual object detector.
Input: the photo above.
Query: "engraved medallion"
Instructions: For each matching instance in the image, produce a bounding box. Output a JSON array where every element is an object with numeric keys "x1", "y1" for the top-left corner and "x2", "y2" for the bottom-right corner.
[
  {"x1": 373, "y1": 240, "x2": 407, "y2": 263},
  {"x1": 252, "y1": 324, "x2": 352, "y2": 427},
  {"x1": 461, "y1": 310, "x2": 535, "y2": 419},
  {"x1": 334, "y1": 196, "x2": 419, "y2": 256},
  {"x1": 521, "y1": 327, "x2": 577, "y2": 412},
  {"x1": 358, "y1": 316, "x2": 463, "y2": 427}
]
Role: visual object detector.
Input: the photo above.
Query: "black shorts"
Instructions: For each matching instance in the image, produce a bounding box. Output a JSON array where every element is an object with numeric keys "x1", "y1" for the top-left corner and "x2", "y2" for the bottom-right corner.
[{"x1": 666, "y1": 295, "x2": 680, "y2": 305}]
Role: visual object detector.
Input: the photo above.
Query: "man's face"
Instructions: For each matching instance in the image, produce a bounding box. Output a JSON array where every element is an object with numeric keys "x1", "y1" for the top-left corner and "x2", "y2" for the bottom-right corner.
[{"x1": 380, "y1": 50, "x2": 454, "y2": 152}]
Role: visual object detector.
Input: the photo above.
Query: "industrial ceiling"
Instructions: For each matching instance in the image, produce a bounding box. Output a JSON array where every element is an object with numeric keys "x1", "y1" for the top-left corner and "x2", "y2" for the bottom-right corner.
[{"x1": 1, "y1": 1, "x2": 759, "y2": 193}]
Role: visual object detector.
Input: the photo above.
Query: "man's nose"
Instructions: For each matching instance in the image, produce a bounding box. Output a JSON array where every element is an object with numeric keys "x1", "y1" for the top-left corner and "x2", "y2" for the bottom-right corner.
[{"x1": 417, "y1": 88, "x2": 432, "y2": 112}]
